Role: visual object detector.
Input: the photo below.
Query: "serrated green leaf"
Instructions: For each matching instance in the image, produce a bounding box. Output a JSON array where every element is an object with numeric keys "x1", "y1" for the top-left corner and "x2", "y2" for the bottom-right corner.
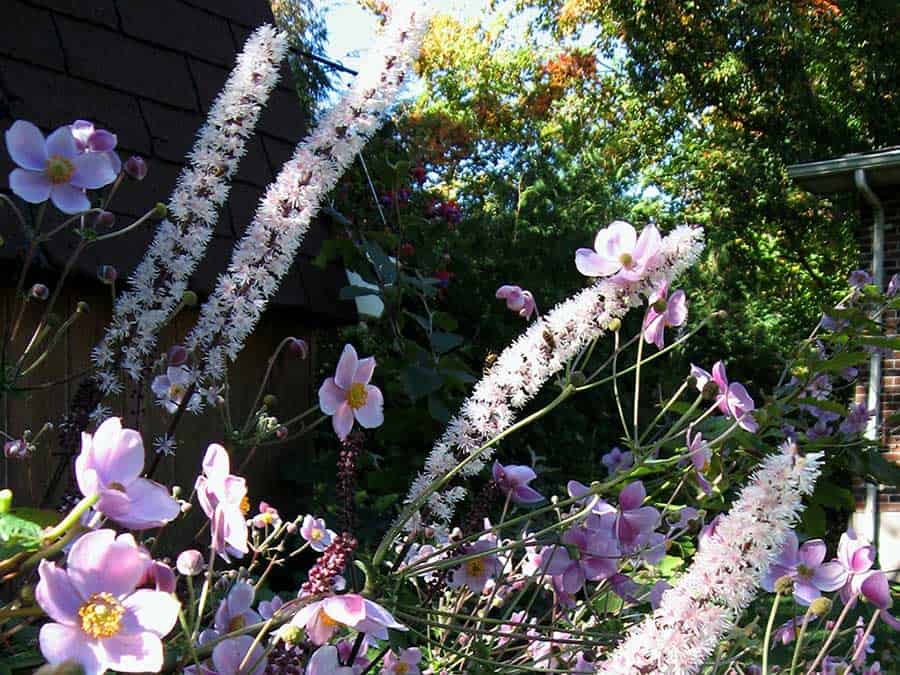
[{"x1": 0, "y1": 512, "x2": 43, "y2": 559}]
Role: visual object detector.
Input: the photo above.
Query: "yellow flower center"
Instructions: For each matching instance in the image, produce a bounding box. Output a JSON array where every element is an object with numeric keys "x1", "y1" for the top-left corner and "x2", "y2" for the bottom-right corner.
[
  {"x1": 310, "y1": 528, "x2": 323, "y2": 541},
  {"x1": 619, "y1": 252, "x2": 634, "y2": 268},
  {"x1": 395, "y1": 664, "x2": 410, "y2": 675},
  {"x1": 228, "y1": 615, "x2": 247, "y2": 632},
  {"x1": 347, "y1": 382, "x2": 368, "y2": 410},
  {"x1": 46, "y1": 155, "x2": 75, "y2": 185},
  {"x1": 78, "y1": 592, "x2": 124, "y2": 639},
  {"x1": 466, "y1": 558, "x2": 486, "y2": 578},
  {"x1": 168, "y1": 383, "x2": 186, "y2": 400},
  {"x1": 321, "y1": 610, "x2": 341, "y2": 628},
  {"x1": 240, "y1": 495, "x2": 251, "y2": 515}
]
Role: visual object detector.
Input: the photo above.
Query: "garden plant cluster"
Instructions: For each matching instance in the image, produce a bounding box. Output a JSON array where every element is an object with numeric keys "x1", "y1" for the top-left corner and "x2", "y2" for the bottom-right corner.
[{"x1": 0, "y1": 2, "x2": 898, "y2": 674}]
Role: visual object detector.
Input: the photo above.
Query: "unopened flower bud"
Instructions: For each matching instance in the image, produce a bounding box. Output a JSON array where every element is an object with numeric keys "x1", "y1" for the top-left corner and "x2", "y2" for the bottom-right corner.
[
  {"x1": 774, "y1": 575, "x2": 794, "y2": 595},
  {"x1": 152, "y1": 202, "x2": 167, "y2": 220},
  {"x1": 287, "y1": 337, "x2": 309, "y2": 359},
  {"x1": 4, "y1": 439, "x2": 28, "y2": 460},
  {"x1": 285, "y1": 522, "x2": 297, "y2": 534},
  {"x1": 0, "y1": 489, "x2": 11, "y2": 513},
  {"x1": 76, "y1": 301, "x2": 90, "y2": 314},
  {"x1": 149, "y1": 561, "x2": 176, "y2": 593},
  {"x1": 607, "y1": 317, "x2": 622, "y2": 332},
  {"x1": 171, "y1": 485, "x2": 182, "y2": 498},
  {"x1": 176, "y1": 549, "x2": 205, "y2": 576},
  {"x1": 263, "y1": 394, "x2": 277, "y2": 408},
  {"x1": 29, "y1": 283, "x2": 49, "y2": 301},
  {"x1": 652, "y1": 299, "x2": 667, "y2": 313},
  {"x1": 180, "y1": 502, "x2": 192, "y2": 514},
  {"x1": 810, "y1": 597, "x2": 832, "y2": 616},
  {"x1": 275, "y1": 425, "x2": 288, "y2": 440},
  {"x1": 182, "y1": 290, "x2": 198, "y2": 307},
  {"x1": 278, "y1": 624, "x2": 303, "y2": 645},
  {"x1": 90, "y1": 210, "x2": 116, "y2": 229},
  {"x1": 97, "y1": 265, "x2": 118, "y2": 284},
  {"x1": 569, "y1": 371, "x2": 586, "y2": 387},
  {"x1": 124, "y1": 155, "x2": 148, "y2": 181},
  {"x1": 166, "y1": 345, "x2": 188, "y2": 366}
]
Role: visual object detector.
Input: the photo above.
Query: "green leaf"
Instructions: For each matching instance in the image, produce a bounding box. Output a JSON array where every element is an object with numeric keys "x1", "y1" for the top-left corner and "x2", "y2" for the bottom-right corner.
[
  {"x1": 0, "y1": 512, "x2": 43, "y2": 559},
  {"x1": 338, "y1": 285, "x2": 381, "y2": 300},
  {"x1": 363, "y1": 239, "x2": 398, "y2": 285},
  {"x1": 814, "y1": 351, "x2": 868, "y2": 374},
  {"x1": 431, "y1": 331, "x2": 464, "y2": 354},
  {"x1": 402, "y1": 365, "x2": 443, "y2": 401}
]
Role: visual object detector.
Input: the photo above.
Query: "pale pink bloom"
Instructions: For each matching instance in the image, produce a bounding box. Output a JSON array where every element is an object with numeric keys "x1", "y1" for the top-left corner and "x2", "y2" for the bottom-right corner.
[
  {"x1": 194, "y1": 444, "x2": 248, "y2": 561},
  {"x1": 492, "y1": 461, "x2": 544, "y2": 504},
  {"x1": 300, "y1": 514, "x2": 336, "y2": 552},
  {"x1": 761, "y1": 531, "x2": 844, "y2": 605},
  {"x1": 35, "y1": 529, "x2": 180, "y2": 675},
  {"x1": 183, "y1": 635, "x2": 267, "y2": 675},
  {"x1": 214, "y1": 582, "x2": 261, "y2": 634},
  {"x1": 448, "y1": 538, "x2": 503, "y2": 593},
  {"x1": 691, "y1": 361, "x2": 758, "y2": 432},
  {"x1": 642, "y1": 282, "x2": 687, "y2": 348},
  {"x1": 75, "y1": 417, "x2": 179, "y2": 530},
  {"x1": 318, "y1": 344, "x2": 384, "y2": 440},
  {"x1": 382, "y1": 647, "x2": 422, "y2": 675},
  {"x1": 575, "y1": 220, "x2": 662, "y2": 283},
  {"x1": 496, "y1": 285, "x2": 536, "y2": 319},
  {"x1": 292, "y1": 594, "x2": 406, "y2": 645},
  {"x1": 306, "y1": 645, "x2": 354, "y2": 675}
]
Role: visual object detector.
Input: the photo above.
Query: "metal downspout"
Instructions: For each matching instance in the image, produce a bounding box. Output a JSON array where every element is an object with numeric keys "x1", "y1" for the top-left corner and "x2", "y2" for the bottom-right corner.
[{"x1": 854, "y1": 168, "x2": 884, "y2": 549}]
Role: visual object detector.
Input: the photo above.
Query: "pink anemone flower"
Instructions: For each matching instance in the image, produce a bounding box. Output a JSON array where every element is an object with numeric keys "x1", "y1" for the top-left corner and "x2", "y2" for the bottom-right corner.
[
  {"x1": 642, "y1": 282, "x2": 687, "y2": 348},
  {"x1": 575, "y1": 220, "x2": 662, "y2": 283},
  {"x1": 5, "y1": 120, "x2": 118, "y2": 213},
  {"x1": 306, "y1": 645, "x2": 354, "y2": 675},
  {"x1": 75, "y1": 417, "x2": 180, "y2": 530},
  {"x1": 318, "y1": 344, "x2": 384, "y2": 440},
  {"x1": 292, "y1": 594, "x2": 407, "y2": 646},
  {"x1": 383, "y1": 647, "x2": 423, "y2": 675},
  {"x1": 691, "y1": 361, "x2": 759, "y2": 432},
  {"x1": 492, "y1": 461, "x2": 544, "y2": 504},
  {"x1": 761, "y1": 531, "x2": 845, "y2": 605},
  {"x1": 195, "y1": 444, "x2": 249, "y2": 562},
  {"x1": 495, "y1": 285, "x2": 536, "y2": 319},
  {"x1": 35, "y1": 529, "x2": 180, "y2": 675}
]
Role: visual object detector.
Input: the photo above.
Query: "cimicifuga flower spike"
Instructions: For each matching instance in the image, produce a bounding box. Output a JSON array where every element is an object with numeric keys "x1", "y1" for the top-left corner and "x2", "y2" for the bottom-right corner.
[
  {"x1": 402, "y1": 225, "x2": 705, "y2": 529},
  {"x1": 597, "y1": 443, "x2": 823, "y2": 674},
  {"x1": 184, "y1": 2, "x2": 431, "y2": 385},
  {"x1": 92, "y1": 25, "x2": 289, "y2": 394}
]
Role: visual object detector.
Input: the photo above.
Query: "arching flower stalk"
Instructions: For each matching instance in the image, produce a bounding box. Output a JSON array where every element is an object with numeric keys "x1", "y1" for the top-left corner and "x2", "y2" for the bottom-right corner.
[
  {"x1": 597, "y1": 443, "x2": 823, "y2": 674},
  {"x1": 184, "y1": 2, "x2": 431, "y2": 385},
  {"x1": 92, "y1": 25, "x2": 289, "y2": 394},
  {"x1": 402, "y1": 225, "x2": 705, "y2": 530}
]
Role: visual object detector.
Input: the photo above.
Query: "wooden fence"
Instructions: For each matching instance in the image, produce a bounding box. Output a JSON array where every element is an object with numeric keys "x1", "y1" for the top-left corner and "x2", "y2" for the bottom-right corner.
[{"x1": 1, "y1": 285, "x2": 319, "y2": 547}]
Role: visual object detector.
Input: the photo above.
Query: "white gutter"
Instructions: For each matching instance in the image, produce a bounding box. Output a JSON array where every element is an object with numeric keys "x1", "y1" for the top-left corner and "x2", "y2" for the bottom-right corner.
[{"x1": 854, "y1": 168, "x2": 884, "y2": 548}]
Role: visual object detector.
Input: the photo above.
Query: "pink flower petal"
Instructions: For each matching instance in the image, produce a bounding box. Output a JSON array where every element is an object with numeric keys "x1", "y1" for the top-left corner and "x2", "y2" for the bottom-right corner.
[
  {"x1": 202, "y1": 443, "x2": 231, "y2": 482},
  {"x1": 812, "y1": 561, "x2": 848, "y2": 592},
  {"x1": 334, "y1": 344, "x2": 359, "y2": 390},
  {"x1": 597, "y1": 220, "x2": 636, "y2": 258},
  {"x1": 318, "y1": 377, "x2": 345, "y2": 415},
  {"x1": 354, "y1": 385, "x2": 384, "y2": 429},
  {"x1": 104, "y1": 478, "x2": 179, "y2": 530},
  {"x1": 322, "y1": 594, "x2": 367, "y2": 627},
  {"x1": 633, "y1": 224, "x2": 661, "y2": 266},
  {"x1": 797, "y1": 539, "x2": 827, "y2": 569},
  {"x1": 666, "y1": 289, "x2": 688, "y2": 326},
  {"x1": 5, "y1": 120, "x2": 47, "y2": 170},
  {"x1": 89, "y1": 418, "x2": 145, "y2": 488},
  {"x1": 333, "y1": 401, "x2": 355, "y2": 439},
  {"x1": 39, "y1": 622, "x2": 104, "y2": 675},
  {"x1": 66, "y1": 529, "x2": 147, "y2": 599},
  {"x1": 860, "y1": 570, "x2": 892, "y2": 609},
  {"x1": 354, "y1": 356, "x2": 376, "y2": 385},
  {"x1": 36, "y1": 560, "x2": 82, "y2": 625},
  {"x1": 99, "y1": 631, "x2": 164, "y2": 674},
  {"x1": 618, "y1": 481, "x2": 646, "y2": 511},
  {"x1": 70, "y1": 152, "x2": 117, "y2": 189},
  {"x1": 50, "y1": 183, "x2": 89, "y2": 214},
  {"x1": 9, "y1": 168, "x2": 52, "y2": 204},
  {"x1": 575, "y1": 248, "x2": 617, "y2": 277},
  {"x1": 212, "y1": 635, "x2": 267, "y2": 675},
  {"x1": 121, "y1": 589, "x2": 180, "y2": 637},
  {"x1": 45, "y1": 125, "x2": 78, "y2": 159}
]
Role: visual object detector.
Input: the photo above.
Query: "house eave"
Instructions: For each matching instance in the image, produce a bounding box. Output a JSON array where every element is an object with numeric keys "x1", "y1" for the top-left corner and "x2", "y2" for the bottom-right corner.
[{"x1": 787, "y1": 148, "x2": 900, "y2": 194}]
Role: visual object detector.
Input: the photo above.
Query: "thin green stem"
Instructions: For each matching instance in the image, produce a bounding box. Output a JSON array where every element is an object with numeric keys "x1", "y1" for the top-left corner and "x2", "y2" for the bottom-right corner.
[
  {"x1": 804, "y1": 598, "x2": 854, "y2": 675},
  {"x1": 762, "y1": 592, "x2": 783, "y2": 675}
]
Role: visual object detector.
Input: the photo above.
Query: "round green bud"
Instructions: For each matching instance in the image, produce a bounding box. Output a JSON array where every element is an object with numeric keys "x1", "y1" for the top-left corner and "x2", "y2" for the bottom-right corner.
[
  {"x1": 182, "y1": 290, "x2": 198, "y2": 307},
  {"x1": 570, "y1": 371, "x2": 587, "y2": 387},
  {"x1": 152, "y1": 202, "x2": 168, "y2": 220},
  {"x1": 278, "y1": 624, "x2": 303, "y2": 645},
  {"x1": 607, "y1": 317, "x2": 622, "y2": 332},
  {"x1": 810, "y1": 597, "x2": 832, "y2": 616},
  {"x1": 76, "y1": 301, "x2": 90, "y2": 314},
  {"x1": 0, "y1": 489, "x2": 11, "y2": 513},
  {"x1": 774, "y1": 575, "x2": 795, "y2": 595},
  {"x1": 263, "y1": 394, "x2": 277, "y2": 407}
]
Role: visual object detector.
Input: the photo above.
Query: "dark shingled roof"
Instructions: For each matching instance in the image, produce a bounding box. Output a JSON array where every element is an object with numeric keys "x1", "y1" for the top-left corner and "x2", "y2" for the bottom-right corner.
[{"x1": 0, "y1": 0, "x2": 356, "y2": 324}]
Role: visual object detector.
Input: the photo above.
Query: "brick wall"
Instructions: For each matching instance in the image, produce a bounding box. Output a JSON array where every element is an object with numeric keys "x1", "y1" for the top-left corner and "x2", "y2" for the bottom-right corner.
[
  {"x1": 0, "y1": 0, "x2": 355, "y2": 323},
  {"x1": 855, "y1": 187, "x2": 900, "y2": 512}
]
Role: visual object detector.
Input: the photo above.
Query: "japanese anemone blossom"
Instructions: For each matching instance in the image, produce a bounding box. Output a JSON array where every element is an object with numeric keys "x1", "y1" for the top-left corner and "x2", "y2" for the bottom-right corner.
[
  {"x1": 291, "y1": 594, "x2": 407, "y2": 645},
  {"x1": 75, "y1": 417, "x2": 180, "y2": 530},
  {"x1": 691, "y1": 361, "x2": 759, "y2": 432},
  {"x1": 495, "y1": 284, "x2": 536, "y2": 319},
  {"x1": 448, "y1": 537, "x2": 503, "y2": 592},
  {"x1": 306, "y1": 645, "x2": 354, "y2": 675},
  {"x1": 642, "y1": 282, "x2": 687, "y2": 349},
  {"x1": 5, "y1": 120, "x2": 118, "y2": 213},
  {"x1": 761, "y1": 531, "x2": 845, "y2": 605},
  {"x1": 832, "y1": 529, "x2": 892, "y2": 609},
  {"x1": 575, "y1": 220, "x2": 662, "y2": 283},
  {"x1": 492, "y1": 461, "x2": 544, "y2": 504},
  {"x1": 195, "y1": 444, "x2": 249, "y2": 561},
  {"x1": 183, "y1": 635, "x2": 268, "y2": 675},
  {"x1": 318, "y1": 344, "x2": 384, "y2": 440},
  {"x1": 70, "y1": 119, "x2": 122, "y2": 174},
  {"x1": 35, "y1": 529, "x2": 180, "y2": 675}
]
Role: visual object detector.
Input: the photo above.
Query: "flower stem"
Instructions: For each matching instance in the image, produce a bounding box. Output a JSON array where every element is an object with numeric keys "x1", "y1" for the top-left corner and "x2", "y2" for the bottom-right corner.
[
  {"x1": 804, "y1": 599, "x2": 854, "y2": 675},
  {"x1": 41, "y1": 493, "x2": 98, "y2": 543},
  {"x1": 762, "y1": 591, "x2": 783, "y2": 675},
  {"x1": 788, "y1": 605, "x2": 816, "y2": 675}
]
